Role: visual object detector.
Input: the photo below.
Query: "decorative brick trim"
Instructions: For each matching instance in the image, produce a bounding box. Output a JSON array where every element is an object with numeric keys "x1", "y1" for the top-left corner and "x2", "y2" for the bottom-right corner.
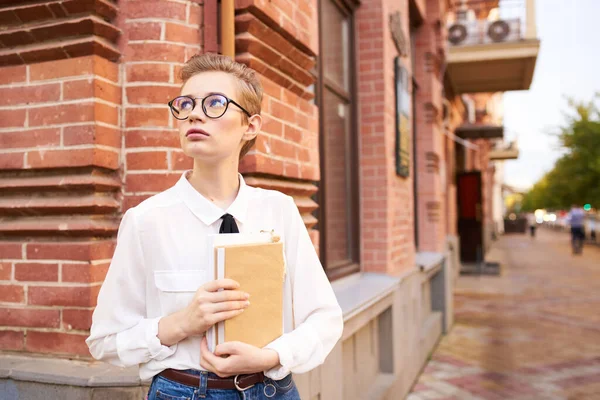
[{"x1": 0, "y1": 0, "x2": 120, "y2": 66}]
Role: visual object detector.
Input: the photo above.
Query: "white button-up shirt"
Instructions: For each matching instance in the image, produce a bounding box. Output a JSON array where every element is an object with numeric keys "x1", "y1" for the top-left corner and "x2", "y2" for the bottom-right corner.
[{"x1": 86, "y1": 172, "x2": 343, "y2": 381}]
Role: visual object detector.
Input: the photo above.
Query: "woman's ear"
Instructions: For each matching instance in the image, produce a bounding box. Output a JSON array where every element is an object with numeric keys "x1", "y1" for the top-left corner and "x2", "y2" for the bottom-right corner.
[{"x1": 242, "y1": 114, "x2": 262, "y2": 141}]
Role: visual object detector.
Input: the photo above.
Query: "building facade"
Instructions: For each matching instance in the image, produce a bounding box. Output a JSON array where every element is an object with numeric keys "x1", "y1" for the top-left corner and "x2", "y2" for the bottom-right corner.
[{"x1": 0, "y1": 0, "x2": 538, "y2": 399}]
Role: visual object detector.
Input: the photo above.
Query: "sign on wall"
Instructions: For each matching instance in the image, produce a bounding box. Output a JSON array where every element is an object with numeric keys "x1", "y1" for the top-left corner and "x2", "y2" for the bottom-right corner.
[
  {"x1": 389, "y1": 11, "x2": 408, "y2": 57},
  {"x1": 395, "y1": 57, "x2": 410, "y2": 177}
]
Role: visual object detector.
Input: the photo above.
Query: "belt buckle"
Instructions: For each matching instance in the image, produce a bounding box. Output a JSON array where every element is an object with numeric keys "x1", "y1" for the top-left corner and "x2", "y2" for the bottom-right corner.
[{"x1": 234, "y1": 374, "x2": 255, "y2": 392}]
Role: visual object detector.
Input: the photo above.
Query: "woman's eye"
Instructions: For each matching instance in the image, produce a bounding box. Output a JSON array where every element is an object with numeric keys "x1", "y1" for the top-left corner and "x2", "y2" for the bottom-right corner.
[
  {"x1": 180, "y1": 99, "x2": 194, "y2": 109},
  {"x1": 208, "y1": 98, "x2": 226, "y2": 108}
]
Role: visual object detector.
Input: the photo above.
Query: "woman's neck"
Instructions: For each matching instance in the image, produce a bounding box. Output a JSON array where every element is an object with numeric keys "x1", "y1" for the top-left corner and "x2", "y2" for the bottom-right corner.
[{"x1": 187, "y1": 158, "x2": 240, "y2": 210}]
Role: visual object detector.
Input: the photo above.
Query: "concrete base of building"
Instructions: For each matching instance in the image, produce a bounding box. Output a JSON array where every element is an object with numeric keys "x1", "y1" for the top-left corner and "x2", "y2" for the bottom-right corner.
[
  {"x1": 0, "y1": 249, "x2": 460, "y2": 400},
  {"x1": 0, "y1": 380, "x2": 147, "y2": 400}
]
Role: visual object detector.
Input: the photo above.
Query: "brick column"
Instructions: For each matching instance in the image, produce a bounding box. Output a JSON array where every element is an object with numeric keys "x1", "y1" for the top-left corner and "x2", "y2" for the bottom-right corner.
[
  {"x1": 445, "y1": 98, "x2": 465, "y2": 237},
  {"x1": 414, "y1": 0, "x2": 448, "y2": 253},
  {"x1": 235, "y1": 1, "x2": 320, "y2": 244},
  {"x1": 0, "y1": 1, "x2": 121, "y2": 356},
  {"x1": 356, "y1": 0, "x2": 416, "y2": 274}
]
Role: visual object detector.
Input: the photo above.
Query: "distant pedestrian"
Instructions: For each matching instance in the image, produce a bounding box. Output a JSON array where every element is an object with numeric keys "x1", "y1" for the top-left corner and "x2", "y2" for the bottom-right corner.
[
  {"x1": 568, "y1": 205, "x2": 585, "y2": 254},
  {"x1": 527, "y1": 213, "x2": 537, "y2": 238},
  {"x1": 589, "y1": 218, "x2": 596, "y2": 243}
]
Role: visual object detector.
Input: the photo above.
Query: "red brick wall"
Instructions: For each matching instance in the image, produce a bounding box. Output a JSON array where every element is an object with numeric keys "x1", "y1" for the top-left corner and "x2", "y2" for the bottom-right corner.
[
  {"x1": 356, "y1": 0, "x2": 419, "y2": 274},
  {"x1": 0, "y1": 55, "x2": 121, "y2": 356},
  {"x1": 0, "y1": 241, "x2": 114, "y2": 355},
  {"x1": 386, "y1": 2, "x2": 416, "y2": 272},
  {"x1": 413, "y1": 0, "x2": 449, "y2": 254},
  {"x1": 0, "y1": 57, "x2": 120, "y2": 171},
  {"x1": 356, "y1": 0, "x2": 457, "y2": 272},
  {"x1": 356, "y1": 0, "x2": 389, "y2": 273},
  {"x1": 0, "y1": 0, "x2": 121, "y2": 356}
]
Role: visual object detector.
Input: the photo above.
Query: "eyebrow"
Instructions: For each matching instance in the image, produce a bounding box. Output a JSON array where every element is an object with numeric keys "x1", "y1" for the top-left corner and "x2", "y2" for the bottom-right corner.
[{"x1": 181, "y1": 91, "x2": 229, "y2": 99}]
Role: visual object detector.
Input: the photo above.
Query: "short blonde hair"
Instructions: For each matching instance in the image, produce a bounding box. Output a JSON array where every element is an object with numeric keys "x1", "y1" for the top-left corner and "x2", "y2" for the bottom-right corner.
[{"x1": 180, "y1": 53, "x2": 263, "y2": 159}]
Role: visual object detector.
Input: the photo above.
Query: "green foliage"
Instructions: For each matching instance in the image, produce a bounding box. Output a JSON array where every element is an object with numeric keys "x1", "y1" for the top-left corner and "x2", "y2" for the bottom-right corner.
[{"x1": 522, "y1": 95, "x2": 600, "y2": 211}]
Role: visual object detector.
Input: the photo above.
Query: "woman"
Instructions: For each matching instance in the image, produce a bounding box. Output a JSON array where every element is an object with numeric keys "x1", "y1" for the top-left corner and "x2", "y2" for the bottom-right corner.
[{"x1": 86, "y1": 53, "x2": 343, "y2": 400}]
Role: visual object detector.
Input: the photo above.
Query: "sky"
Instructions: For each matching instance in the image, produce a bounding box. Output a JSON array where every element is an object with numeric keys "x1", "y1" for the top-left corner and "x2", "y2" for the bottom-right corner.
[{"x1": 502, "y1": 0, "x2": 600, "y2": 191}]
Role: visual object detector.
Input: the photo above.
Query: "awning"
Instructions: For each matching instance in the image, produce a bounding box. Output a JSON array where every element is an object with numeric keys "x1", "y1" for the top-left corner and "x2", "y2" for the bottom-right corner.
[
  {"x1": 455, "y1": 124, "x2": 504, "y2": 140},
  {"x1": 444, "y1": 129, "x2": 479, "y2": 150}
]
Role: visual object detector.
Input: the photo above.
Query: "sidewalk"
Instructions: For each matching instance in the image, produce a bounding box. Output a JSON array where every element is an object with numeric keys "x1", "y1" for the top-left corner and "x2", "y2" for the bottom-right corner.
[{"x1": 407, "y1": 229, "x2": 600, "y2": 400}]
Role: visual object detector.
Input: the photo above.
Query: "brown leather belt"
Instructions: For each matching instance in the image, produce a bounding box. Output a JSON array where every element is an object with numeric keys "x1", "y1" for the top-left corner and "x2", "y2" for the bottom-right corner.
[{"x1": 159, "y1": 368, "x2": 265, "y2": 391}]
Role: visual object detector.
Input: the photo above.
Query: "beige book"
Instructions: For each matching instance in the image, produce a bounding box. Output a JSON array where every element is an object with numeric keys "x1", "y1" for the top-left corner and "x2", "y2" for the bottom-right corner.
[
  {"x1": 214, "y1": 240, "x2": 285, "y2": 349},
  {"x1": 205, "y1": 232, "x2": 274, "y2": 352}
]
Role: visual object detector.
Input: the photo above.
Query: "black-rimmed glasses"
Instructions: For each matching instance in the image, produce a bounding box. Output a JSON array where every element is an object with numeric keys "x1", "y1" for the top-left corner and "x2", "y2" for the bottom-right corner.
[{"x1": 168, "y1": 94, "x2": 252, "y2": 120}]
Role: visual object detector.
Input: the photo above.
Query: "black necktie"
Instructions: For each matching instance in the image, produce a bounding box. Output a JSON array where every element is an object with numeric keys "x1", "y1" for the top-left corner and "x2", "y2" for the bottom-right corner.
[{"x1": 219, "y1": 213, "x2": 239, "y2": 234}]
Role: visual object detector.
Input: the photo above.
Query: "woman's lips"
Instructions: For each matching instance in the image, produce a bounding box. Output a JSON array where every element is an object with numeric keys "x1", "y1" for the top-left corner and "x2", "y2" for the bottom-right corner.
[{"x1": 186, "y1": 129, "x2": 210, "y2": 140}]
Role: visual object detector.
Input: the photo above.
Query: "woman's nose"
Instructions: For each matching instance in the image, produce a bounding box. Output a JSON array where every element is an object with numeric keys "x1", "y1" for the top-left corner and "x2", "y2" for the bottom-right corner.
[{"x1": 187, "y1": 104, "x2": 205, "y2": 123}]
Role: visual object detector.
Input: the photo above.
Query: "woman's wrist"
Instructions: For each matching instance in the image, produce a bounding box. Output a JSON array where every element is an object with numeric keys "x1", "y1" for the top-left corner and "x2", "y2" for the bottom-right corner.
[
  {"x1": 260, "y1": 348, "x2": 281, "y2": 370},
  {"x1": 158, "y1": 310, "x2": 189, "y2": 346}
]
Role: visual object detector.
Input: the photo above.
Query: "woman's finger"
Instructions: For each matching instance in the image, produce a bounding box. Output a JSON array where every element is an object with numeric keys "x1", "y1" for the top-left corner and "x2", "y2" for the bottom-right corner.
[
  {"x1": 208, "y1": 290, "x2": 250, "y2": 303},
  {"x1": 214, "y1": 341, "x2": 241, "y2": 357},
  {"x1": 206, "y1": 300, "x2": 249, "y2": 313},
  {"x1": 202, "y1": 279, "x2": 240, "y2": 292},
  {"x1": 200, "y1": 336, "x2": 230, "y2": 377},
  {"x1": 200, "y1": 336, "x2": 218, "y2": 373},
  {"x1": 205, "y1": 309, "x2": 245, "y2": 325}
]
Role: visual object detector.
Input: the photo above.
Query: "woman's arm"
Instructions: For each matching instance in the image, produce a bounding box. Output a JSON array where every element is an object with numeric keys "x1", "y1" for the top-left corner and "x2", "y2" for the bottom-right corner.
[
  {"x1": 86, "y1": 209, "x2": 178, "y2": 367},
  {"x1": 263, "y1": 195, "x2": 344, "y2": 380}
]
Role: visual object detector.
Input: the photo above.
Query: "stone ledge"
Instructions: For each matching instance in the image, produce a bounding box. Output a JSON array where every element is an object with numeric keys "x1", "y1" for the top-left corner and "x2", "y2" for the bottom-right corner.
[
  {"x1": 415, "y1": 251, "x2": 445, "y2": 276},
  {"x1": 332, "y1": 272, "x2": 401, "y2": 321},
  {"x1": 0, "y1": 354, "x2": 142, "y2": 387}
]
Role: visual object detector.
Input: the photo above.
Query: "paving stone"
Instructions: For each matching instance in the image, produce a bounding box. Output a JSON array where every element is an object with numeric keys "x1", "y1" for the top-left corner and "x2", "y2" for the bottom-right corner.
[
  {"x1": 408, "y1": 230, "x2": 600, "y2": 400},
  {"x1": 417, "y1": 390, "x2": 447, "y2": 399},
  {"x1": 9, "y1": 380, "x2": 91, "y2": 400},
  {"x1": 413, "y1": 383, "x2": 430, "y2": 392}
]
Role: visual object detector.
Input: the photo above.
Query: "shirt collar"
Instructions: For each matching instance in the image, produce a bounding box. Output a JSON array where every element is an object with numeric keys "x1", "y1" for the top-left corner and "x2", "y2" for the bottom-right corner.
[{"x1": 175, "y1": 171, "x2": 250, "y2": 227}]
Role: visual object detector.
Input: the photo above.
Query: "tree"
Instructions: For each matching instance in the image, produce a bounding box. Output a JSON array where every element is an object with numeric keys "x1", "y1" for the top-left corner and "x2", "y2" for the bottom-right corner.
[{"x1": 521, "y1": 95, "x2": 600, "y2": 211}]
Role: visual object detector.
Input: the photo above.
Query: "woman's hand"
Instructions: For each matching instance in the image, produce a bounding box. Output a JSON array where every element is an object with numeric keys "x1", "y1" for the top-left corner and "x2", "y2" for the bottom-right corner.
[
  {"x1": 200, "y1": 336, "x2": 280, "y2": 377},
  {"x1": 158, "y1": 279, "x2": 250, "y2": 346}
]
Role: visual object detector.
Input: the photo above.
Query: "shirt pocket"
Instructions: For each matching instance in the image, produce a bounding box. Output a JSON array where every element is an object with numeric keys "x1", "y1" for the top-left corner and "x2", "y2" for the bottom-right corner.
[{"x1": 154, "y1": 270, "x2": 206, "y2": 316}]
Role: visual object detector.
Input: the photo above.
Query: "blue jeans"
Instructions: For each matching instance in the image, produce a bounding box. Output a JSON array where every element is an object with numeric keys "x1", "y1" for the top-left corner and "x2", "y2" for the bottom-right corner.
[{"x1": 147, "y1": 369, "x2": 301, "y2": 400}]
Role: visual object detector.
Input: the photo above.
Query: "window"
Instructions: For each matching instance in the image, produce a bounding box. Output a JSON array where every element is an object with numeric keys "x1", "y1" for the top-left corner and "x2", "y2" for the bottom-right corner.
[{"x1": 317, "y1": 0, "x2": 360, "y2": 280}]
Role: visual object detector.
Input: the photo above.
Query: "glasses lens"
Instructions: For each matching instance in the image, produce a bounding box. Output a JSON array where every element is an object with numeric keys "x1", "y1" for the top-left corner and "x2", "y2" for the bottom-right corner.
[
  {"x1": 170, "y1": 96, "x2": 195, "y2": 119},
  {"x1": 204, "y1": 94, "x2": 228, "y2": 118}
]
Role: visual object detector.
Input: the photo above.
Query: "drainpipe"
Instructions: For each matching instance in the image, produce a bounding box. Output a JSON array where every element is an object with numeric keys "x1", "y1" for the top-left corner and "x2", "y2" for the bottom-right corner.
[{"x1": 221, "y1": 0, "x2": 235, "y2": 57}]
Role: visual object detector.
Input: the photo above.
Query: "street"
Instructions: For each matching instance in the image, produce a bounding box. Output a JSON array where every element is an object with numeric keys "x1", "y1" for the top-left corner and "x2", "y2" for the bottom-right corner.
[{"x1": 408, "y1": 229, "x2": 600, "y2": 400}]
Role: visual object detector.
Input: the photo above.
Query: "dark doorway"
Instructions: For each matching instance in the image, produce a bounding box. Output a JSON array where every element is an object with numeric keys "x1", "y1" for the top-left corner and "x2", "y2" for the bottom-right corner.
[{"x1": 457, "y1": 171, "x2": 483, "y2": 263}]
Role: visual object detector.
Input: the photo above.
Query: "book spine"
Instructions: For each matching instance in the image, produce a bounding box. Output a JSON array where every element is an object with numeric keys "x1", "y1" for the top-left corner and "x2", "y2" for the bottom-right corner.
[{"x1": 217, "y1": 247, "x2": 225, "y2": 346}]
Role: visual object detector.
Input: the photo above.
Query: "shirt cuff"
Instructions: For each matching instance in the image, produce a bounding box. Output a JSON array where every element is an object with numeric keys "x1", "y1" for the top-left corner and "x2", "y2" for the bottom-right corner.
[
  {"x1": 147, "y1": 317, "x2": 178, "y2": 361},
  {"x1": 263, "y1": 336, "x2": 293, "y2": 380}
]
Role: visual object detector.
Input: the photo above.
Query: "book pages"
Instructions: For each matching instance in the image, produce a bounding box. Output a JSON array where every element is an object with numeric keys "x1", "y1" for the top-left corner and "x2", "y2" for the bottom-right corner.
[{"x1": 217, "y1": 241, "x2": 285, "y2": 348}]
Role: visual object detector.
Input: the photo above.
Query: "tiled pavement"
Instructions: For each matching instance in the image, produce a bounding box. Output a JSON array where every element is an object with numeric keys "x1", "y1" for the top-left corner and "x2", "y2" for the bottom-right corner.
[{"x1": 407, "y1": 229, "x2": 600, "y2": 400}]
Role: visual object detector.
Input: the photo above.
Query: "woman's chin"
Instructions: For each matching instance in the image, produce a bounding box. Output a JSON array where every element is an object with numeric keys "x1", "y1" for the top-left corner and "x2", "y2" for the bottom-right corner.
[
  {"x1": 181, "y1": 147, "x2": 224, "y2": 163},
  {"x1": 181, "y1": 142, "x2": 211, "y2": 157}
]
